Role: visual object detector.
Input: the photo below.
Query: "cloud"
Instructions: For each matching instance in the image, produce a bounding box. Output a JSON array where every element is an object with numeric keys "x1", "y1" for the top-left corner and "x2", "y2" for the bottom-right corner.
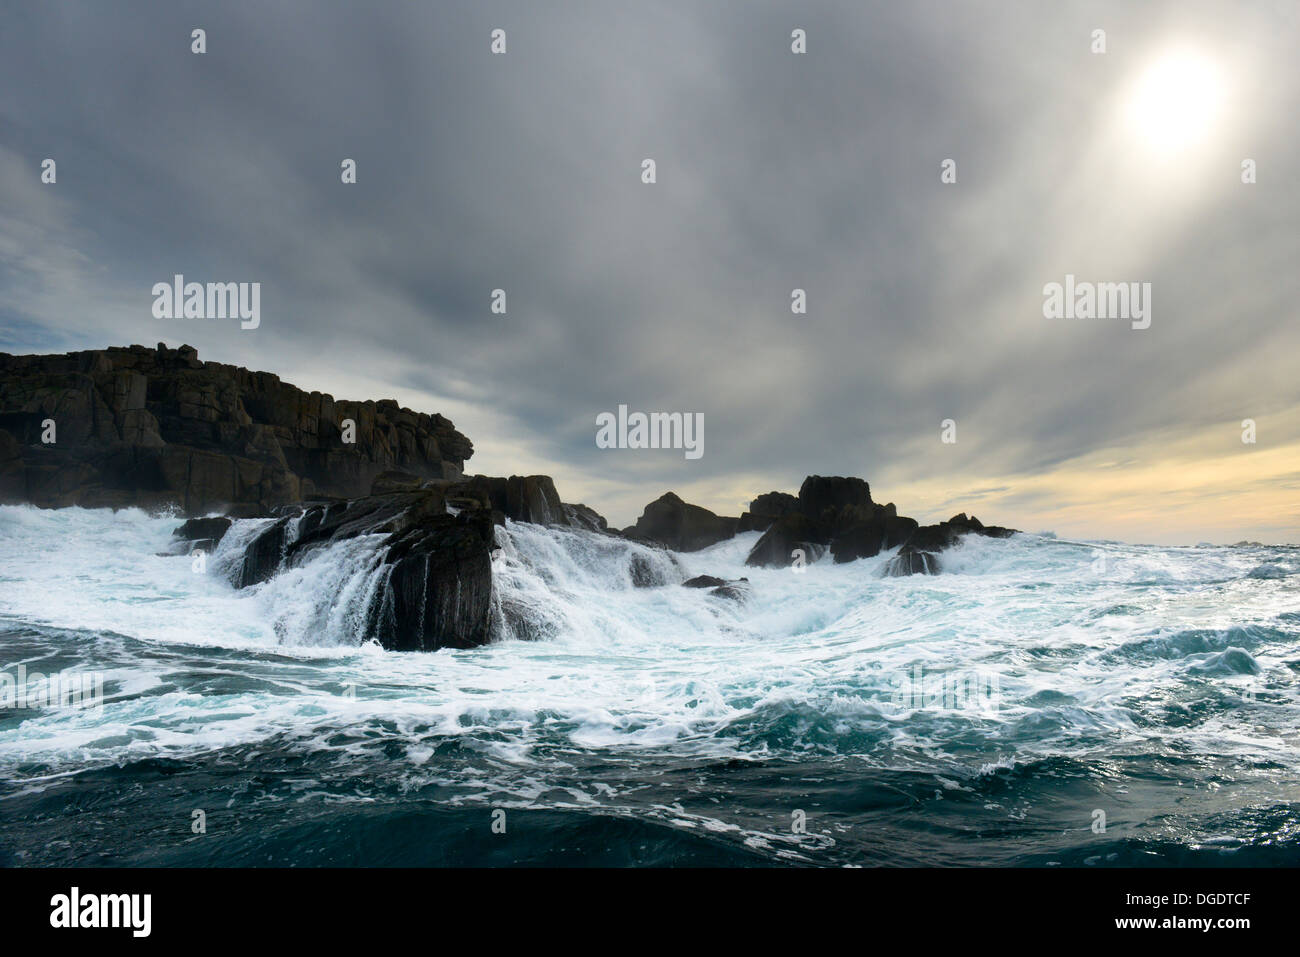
[{"x1": 1, "y1": 0, "x2": 1296, "y2": 539}]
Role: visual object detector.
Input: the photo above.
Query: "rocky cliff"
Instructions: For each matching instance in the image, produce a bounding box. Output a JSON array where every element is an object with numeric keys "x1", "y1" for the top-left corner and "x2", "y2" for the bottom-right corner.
[{"x1": 0, "y1": 343, "x2": 472, "y2": 515}]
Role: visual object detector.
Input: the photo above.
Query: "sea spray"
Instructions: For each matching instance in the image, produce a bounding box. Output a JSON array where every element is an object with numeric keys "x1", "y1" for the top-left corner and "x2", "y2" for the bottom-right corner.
[{"x1": 1, "y1": 504, "x2": 1298, "y2": 865}]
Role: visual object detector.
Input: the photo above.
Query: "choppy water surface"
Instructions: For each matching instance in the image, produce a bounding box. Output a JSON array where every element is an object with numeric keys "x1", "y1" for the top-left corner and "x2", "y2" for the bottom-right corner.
[{"x1": 1, "y1": 505, "x2": 1297, "y2": 866}]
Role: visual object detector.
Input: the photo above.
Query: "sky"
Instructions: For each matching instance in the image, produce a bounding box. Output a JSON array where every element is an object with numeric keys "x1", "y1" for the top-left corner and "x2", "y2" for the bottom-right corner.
[{"x1": 1, "y1": 0, "x2": 1297, "y2": 543}]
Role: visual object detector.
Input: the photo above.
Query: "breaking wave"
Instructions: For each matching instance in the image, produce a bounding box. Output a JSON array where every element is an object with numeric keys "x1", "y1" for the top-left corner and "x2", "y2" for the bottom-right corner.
[{"x1": 1, "y1": 504, "x2": 1298, "y2": 866}]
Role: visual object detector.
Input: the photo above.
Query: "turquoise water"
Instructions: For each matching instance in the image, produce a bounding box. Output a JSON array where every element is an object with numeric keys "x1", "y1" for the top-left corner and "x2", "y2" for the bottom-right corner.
[{"x1": 1, "y1": 505, "x2": 1297, "y2": 866}]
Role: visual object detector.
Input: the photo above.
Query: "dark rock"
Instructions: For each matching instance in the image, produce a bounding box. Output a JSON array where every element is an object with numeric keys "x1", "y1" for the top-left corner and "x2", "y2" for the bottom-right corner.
[
  {"x1": 681, "y1": 575, "x2": 751, "y2": 601},
  {"x1": 740, "y1": 475, "x2": 1018, "y2": 568},
  {"x1": 790, "y1": 477, "x2": 896, "y2": 562},
  {"x1": 885, "y1": 547, "x2": 940, "y2": 576},
  {"x1": 625, "y1": 492, "x2": 738, "y2": 552},
  {"x1": 366, "y1": 511, "x2": 493, "y2": 651},
  {"x1": 746, "y1": 512, "x2": 822, "y2": 568},
  {"x1": 563, "y1": 502, "x2": 609, "y2": 532},
  {"x1": 798, "y1": 475, "x2": 873, "y2": 522},
  {"x1": 882, "y1": 511, "x2": 920, "y2": 549},
  {"x1": 880, "y1": 514, "x2": 1020, "y2": 575},
  {"x1": 224, "y1": 488, "x2": 494, "y2": 651},
  {"x1": 237, "y1": 517, "x2": 292, "y2": 588},
  {"x1": 709, "y1": 583, "x2": 750, "y2": 602},
  {"x1": 829, "y1": 511, "x2": 886, "y2": 563},
  {"x1": 370, "y1": 470, "x2": 424, "y2": 495},
  {"x1": 683, "y1": 574, "x2": 728, "y2": 588},
  {"x1": 901, "y1": 522, "x2": 962, "y2": 553},
  {"x1": 737, "y1": 491, "x2": 800, "y2": 533},
  {"x1": 502, "y1": 474, "x2": 565, "y2": 525},
  {"x1": 0, "y1": 429, "x2": 23, "y2": 500},
  {"x1": 979, "y1": 524, "x2": 1016, "y2": 539},
  {"x1": 0, "y1": 344, "x2": 472, "y2": 515},
  {"x1": 173, "y1": 516, "x2": 233, "y2": 545},
  {"x1": 629, "y1": 553, "x2": 663, "y2": 587},
  {"x1": 938, "y1": 512, "x2": 1018, "y2": 539},
  {"x1": 284, "y1": 489, "x2": 448, "y2": 558},
  {"x1": 459, "y1": 474, "x2": 568, "y2": 526}
]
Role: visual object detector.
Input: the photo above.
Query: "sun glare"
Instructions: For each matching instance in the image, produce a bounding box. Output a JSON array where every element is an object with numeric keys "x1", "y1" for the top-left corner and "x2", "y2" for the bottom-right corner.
[{"x1": 1125, "y1": 50, "x2": 1226, "y2": 154}]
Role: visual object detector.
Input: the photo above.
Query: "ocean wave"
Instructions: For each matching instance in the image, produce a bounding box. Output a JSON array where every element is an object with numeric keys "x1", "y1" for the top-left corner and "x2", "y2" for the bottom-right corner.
[
  {"x1": 3, "y1": 504, "x2": 1300, "y2": 864},
  {"x1": 1106, "y1": 625, "x2": 1290, "y2": 663}
]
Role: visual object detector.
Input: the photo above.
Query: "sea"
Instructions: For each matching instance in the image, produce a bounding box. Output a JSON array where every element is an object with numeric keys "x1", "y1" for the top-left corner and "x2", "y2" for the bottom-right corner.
[{"x1": 1, "y1": 504, "x2": 1297, "y2": 866}]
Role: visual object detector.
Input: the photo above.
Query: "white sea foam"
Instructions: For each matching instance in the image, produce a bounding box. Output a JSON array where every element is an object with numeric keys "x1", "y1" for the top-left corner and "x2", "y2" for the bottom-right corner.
[{"x1": 0, "y1": 504, "x2": 1297, "y2": 778}]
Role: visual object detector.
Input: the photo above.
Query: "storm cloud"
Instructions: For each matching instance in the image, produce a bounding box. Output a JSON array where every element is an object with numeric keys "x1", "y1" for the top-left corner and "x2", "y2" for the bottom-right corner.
[{"x1": 2, "y1": 0, "x2": 1297, "y2": 541}]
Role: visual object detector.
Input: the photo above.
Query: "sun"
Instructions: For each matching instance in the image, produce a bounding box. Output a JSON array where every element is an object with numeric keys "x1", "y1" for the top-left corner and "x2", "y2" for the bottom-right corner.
[{"x1": 1125, "y1": 50, "x2": 1226, "y2": 155}]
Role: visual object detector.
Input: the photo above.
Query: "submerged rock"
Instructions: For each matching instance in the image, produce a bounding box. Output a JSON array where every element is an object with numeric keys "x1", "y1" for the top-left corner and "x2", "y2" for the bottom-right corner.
[
  {"x1": 708, "y1": 582, "x2": 750, "y2": 602},
  {"x1": 880, "y1": 515, "x2": 1017, "y2": 576},
  {"x1": 626, "y1": 548, "x2": 686, "y2": 587},
  {"x1": 680, "y1": 574, "x2": 750, "y2": 600},
  {"x1": 683, "y1": 574, "x2": 728, "y2": 588}
]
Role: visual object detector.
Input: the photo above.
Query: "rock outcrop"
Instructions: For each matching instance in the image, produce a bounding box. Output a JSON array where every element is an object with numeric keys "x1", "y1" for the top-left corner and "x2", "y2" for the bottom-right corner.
[
  {"x1": 742, "y1": 476, "x2": 1015, "y2": 573},
  {"x1": 562, "y1": 502, "x2": 609, "y2": 533},
  {"x1": 457, "y1": 474, "x2": 568, "y2": 526},
  {"x1": 622, "y1": 492, "x2": 738, "y2": 552},
  {"x1": 882, "y1": 513, "x2": 1014, "y2": 576},
  {"x1": 736, "y1": 491, "x2": 799, "y2": 533},
  {"x1": 0, "y1": 343, "x2": 472, "y2": 515},
  {"x1": 744, "y1": 512, "x2": 825, "y2": 568},
  {"x1": 172, "y1": 515, "x2": 233, "y2": 554},
  {"x1": 211, "y1": 487, "x2": 494, "y2": 651},
  {"x1": 620, "y1": 476, "x2": 1014, "y2": 575}
]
